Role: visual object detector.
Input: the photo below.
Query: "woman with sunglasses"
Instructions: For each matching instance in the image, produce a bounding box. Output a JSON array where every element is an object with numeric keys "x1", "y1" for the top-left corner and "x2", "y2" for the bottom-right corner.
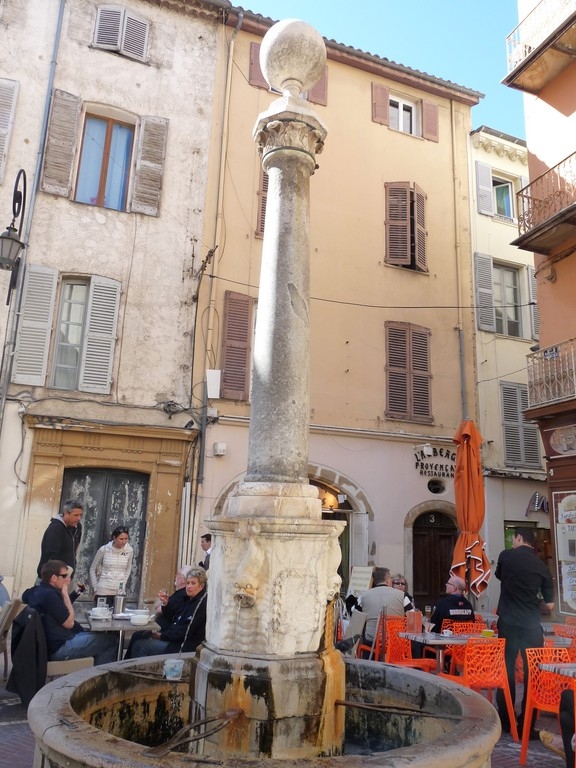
[
  {"x1": 391, "y1": 573, "x2": 415, "y2": 613},
  {"x1": 89, "y1": 526, "x2": 133, "y2": 607}
]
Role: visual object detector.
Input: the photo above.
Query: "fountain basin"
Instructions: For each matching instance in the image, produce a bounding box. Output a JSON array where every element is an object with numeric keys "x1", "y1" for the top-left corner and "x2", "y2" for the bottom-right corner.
[{"x1": 28, "y1": 654, "x2": 500, "y2": 768}]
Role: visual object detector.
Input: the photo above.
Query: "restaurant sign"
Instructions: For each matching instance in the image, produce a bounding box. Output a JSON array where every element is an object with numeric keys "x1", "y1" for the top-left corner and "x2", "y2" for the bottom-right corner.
[{"x1": 413, "y1": 446, "x2": 456, "y2": 479}]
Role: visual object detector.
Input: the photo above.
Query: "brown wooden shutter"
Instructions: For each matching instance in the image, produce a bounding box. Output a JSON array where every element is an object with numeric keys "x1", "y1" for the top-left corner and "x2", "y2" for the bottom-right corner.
[
  {"x1": 385, "y1": 322, "x2": 409, "y2": 418},
  {"x1": 410, "y1": 325, "x2": 432, "y2": 420},
  {"x1": 130, "y1": 115, "x2": 168, "y2": 216},
  {"x1": 221, "y1": 291, "x2": 253, "y2": 400},
  {"x1": 371, "y1": 83, "x2": 389, "y2": 125},
  {"x1": 41, "y1": 89, "x2": 82, "y2": 197},
  {"x1": 249, "y1": 43, "x2": 269, "y2": 89},
  {"x1": 256, "y1": 169, "x2": 268, "y2": 237},
  {"x1": 385, "y1": 182, "x2": 410, "y2": 265},
  {"x1": 413, "y1": 183, "x2": 427, "y2": 272},
  {"x1": 422, "y1": 101, "x2": 439, "y2": 142},
  {"x1": 307, "y1": 67, "x2": 328, "y2": 106}
]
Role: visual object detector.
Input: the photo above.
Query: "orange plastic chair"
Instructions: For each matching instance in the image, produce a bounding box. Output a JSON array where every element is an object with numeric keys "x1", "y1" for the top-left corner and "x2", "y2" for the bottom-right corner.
[
  {"x1": 384, "y1": 616, "x2": 436, "y2": 673},
  {"x1": 554, "y1": 623, "x2": 576, "y2": 638},
  {"x1": 566, "y1": 616, "x2": 576, "y2": 626},
  {"x1": 519, "y1": 646, "x2": 571, "y2": 765},
  {"x1": 356, "y1": 609, "x2": 385, "y2": 661},
  {"x1": 440, "y1": 638, "x2": 519, "y2": 742},
  {"x1": 446, "y1": 621, "x2": 482, "y2": 674}
]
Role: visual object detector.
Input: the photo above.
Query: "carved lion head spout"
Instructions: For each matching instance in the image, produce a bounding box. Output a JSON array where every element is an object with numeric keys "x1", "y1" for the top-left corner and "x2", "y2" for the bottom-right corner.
[{"x1": 234, "y1": 583, "x2": 257, "y2": 608}]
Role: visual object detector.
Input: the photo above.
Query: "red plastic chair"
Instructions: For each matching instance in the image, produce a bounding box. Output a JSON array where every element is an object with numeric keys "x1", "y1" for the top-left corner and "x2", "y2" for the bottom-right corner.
[
  {"x1": 519, "y1": 646, "x2": 571, "y2": 765},
  {"x1": 446, "y1": 621, "x2": 482, "y2": 674},
  {"x1": 356, "y1": 609, "x2": 385, "y2": 661},
  {"x1": 565, "y1": 616, "x2": 576, "y2": 626},
  {"x1": 384, "y1": 616, "x2": 436, "y2": 673}
]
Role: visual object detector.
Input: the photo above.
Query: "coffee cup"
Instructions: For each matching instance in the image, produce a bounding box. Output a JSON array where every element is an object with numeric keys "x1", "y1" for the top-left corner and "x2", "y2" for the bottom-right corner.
[
  {"x1": 164, "y1": 658, "x2": 185, "y2": 680},
  {"x1": 442, "y1": 629, "x2": 453, "y2": 636}
]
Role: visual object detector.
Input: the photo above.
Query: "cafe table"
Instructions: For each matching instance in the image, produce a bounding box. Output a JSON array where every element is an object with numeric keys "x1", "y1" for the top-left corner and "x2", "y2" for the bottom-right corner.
[
  {"x1": 540, "y1": 662, "x2": 576, "y2": 678},
  {"x1": 399, "y1": 631, "x2": 472, "y2": 673},
  {"x1": 87, "y1": 611, "x2": 160, "y2": 661}
]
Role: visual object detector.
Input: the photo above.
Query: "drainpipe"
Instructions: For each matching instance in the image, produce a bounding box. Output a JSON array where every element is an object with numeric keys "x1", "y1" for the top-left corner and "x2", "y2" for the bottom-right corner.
[
  {"x1": 450, "y1": 100, "x2": 468, "y2": 421},
  {"x1": 189, "y1": 10, "x2": 244, "y2": 558},
  {"x1": 0, "y1": 0, "x2": 66, "y2": 442}
]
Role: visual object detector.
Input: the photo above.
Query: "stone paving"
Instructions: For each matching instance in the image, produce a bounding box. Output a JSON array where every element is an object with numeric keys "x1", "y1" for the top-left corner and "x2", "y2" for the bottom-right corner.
[{"x1": 0, "y1": 677, "x2": 568, "y2": 768}]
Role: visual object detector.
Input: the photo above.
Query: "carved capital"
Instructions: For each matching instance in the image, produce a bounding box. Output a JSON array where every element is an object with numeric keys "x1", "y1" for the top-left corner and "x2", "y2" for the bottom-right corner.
[{"x1": 255, "y1": 119, "x2": 325, "y2": 163}]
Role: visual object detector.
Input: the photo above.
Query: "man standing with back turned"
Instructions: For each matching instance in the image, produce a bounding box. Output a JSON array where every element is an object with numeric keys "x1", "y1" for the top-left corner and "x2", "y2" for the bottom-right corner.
[
  {"x1": 495, "y1": 526, "x2": 554, "y2": 738},
  {"x1": 37, "y1": 499, "x2": 84, "y2": 579}
]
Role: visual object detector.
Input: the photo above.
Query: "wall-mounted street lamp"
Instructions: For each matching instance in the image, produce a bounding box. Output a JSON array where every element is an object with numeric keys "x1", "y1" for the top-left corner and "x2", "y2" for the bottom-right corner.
[{"x1": 0, "y1": 169, "x2": 27, "y2": 304}]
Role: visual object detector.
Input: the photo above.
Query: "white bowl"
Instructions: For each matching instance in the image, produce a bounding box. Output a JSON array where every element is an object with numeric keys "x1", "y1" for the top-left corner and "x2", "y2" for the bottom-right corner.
[
  {"x1": 130, "y1": 614, "x2": 150, "y2": 626},
  {"x1": 132, "y1": 609, "x2": 150, "y2": 615}
]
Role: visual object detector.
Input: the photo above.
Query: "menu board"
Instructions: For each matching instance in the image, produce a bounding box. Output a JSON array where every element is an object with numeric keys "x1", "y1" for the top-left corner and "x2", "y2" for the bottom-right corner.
[
  {"x1": 346, "y1": 566, "x2": 374, "y2": 598},
  {"x1": 553, "y1": 491, "x2": 576, "y2": 612}
]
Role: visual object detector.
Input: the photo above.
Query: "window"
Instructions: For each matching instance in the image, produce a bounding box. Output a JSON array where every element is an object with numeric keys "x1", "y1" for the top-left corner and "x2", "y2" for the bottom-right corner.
[
  {"x1": 249, "y1": 43, "x2": 328, "y2": 105},
  {"x1": 220, "y1": 291, "x2": 254, "y2": 400},
  {"x1": 385, "y1": 182, "x2": 427, "y2": 271},
  {"x1": 76, "y1": 115, "x2": 134, "y2": 210},
  {"x1": 0, "y1": 78, "x2": 19, "y2": 184},
  {"x1": 501, "y1": 383, "x2": 541, "y2": 467},
  {"x1": 475, "y1": 161, "x2": 524, "y2": 219},
  {"x1": 255, "y1": 169, "x2": 268, "y2": 238},
  {"x1": 372, "y1": 83, "x2": 439, "y2": 142},
  {"x1": 13, "y1": 265, "x2": 121, "y2": 394},
  {"x1": 41, "y1": 89, "x2": 169, "y2": 216},
  {"x1": 93, "y1": 5, "x2": 150, "y2": 62},
  {"x1": 385, "y1": 321, "x2": 432, "y2": 422},
  {"x1": 474, "y1": 253, "x2": 539, "y2": 339}
]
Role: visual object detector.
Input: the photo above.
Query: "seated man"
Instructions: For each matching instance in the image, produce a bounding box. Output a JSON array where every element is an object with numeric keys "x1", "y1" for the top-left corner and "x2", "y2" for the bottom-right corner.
[
  {"x1": 357, "y1": 567, "x2": 404, "y2": 644},
  {"x1": 154, "y1": 564, "x2": 193, "y2": 630},
  {"x1": 429, "y1": 575, "x2": 474, "y2": 633},
  {"x1": 23, "y1": 559, "x2": 117, "y2": 665},
  {"x1": 125, "y1": 567, "x2": 207, "y2": 658}
]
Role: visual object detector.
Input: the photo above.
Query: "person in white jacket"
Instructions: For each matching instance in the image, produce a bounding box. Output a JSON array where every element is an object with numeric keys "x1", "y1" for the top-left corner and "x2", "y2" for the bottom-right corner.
[{"x1": 89, "y1": 526, "x2": 133, "y2": 606}]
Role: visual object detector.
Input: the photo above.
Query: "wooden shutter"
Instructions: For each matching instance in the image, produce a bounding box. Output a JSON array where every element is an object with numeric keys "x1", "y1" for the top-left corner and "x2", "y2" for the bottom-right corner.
[
  {"x1": 0, "y1": 78, "x2": 19, "y2": 184},
  {"x1": 422, "y1": 101, "x2": 439, "y2": 142},
  {"x1": 528, "y1": 265, "x2": 540, "y2": 340},
  {"x1": 307, "y1": 67, "x2": 328, "y2": 106},
  {"x1": 474, "y1": 252, "x2": 496, "y2": 331},
  {"x1": 130, "y1": 115, "x2": 168, "y2": 216},
  {"x1": 221, "y1": 291, "x2": 253, "y2": 400},
  {"x1": 413, "y1": 183, "x2": 427, "y2": 272},
  {"x1": 501, "y1": 383, "x2": 540, "y2": 467},
  {"x1": 371, "y1": 83, "x2": 389, "y2": 126},
  {"x1": 411, "y1": 325, "x2": 432, "y2": 419},
  {"x1": 94, "y1": 5, "x2": 123, "y2": 49},
  {"x1": 386, "y1": 322, "x2": 409, "y2": 418},
  {"x1": 475, "y1": 161, "x2": 494, "y2": 216},
  {"x1": 12, "y1": 265, "x2": 58, "y2": 386},
  {"x1": 121, "y1": 11, "x2": 149, "y2": 62},
  {"x1": 41, "y1": 90, "x2": 82, "y2": 197},
  {"x1": 79, "y1": 276, "x2": 120, "y2": 394},
  {"x1": 249, "y1": 43, "x2": 269, "y2": 89},
  {"x1": 385, "y1": 182, "x2": 410, "y2": 265},
  {"x1": 256, "y1": 169, "x2": 268, "y2": 238}
]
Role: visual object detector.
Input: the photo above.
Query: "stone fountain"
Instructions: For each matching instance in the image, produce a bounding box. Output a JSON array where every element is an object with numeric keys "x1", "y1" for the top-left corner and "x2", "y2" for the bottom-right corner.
[{"x1": 27, "y1": 19, "x2": 501, "y2": 768}]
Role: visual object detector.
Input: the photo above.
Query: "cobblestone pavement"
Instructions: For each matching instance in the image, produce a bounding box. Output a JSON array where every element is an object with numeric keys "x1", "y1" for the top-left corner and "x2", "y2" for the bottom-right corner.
[{"x1": 0, "y1": 678, "x2": 568, "y2": 768}]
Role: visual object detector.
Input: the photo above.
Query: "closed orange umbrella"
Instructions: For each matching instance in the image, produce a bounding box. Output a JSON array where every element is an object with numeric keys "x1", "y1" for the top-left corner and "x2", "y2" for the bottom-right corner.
[{"x1": 450, "y1": 419, "x2": 491, "y2": 596}]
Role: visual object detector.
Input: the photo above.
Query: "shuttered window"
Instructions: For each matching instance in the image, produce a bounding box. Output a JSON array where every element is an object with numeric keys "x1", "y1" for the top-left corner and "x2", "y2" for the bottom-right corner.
[
  {"x1": 220, "y1": 291, "x2": 254, "y2": 401},
  {"x1": 528, "y1": 265, "x2": 540, "y2": 340},
  {"x1": 41, "y1": 89, "x2": 168, "y2": 216},
  {"x1": 12, "y1": 266, "x2": 120, "y2": 394},
  {"x1": 255, "y1": 169, "x2": 268, "y2": 238},
  {"x1": 385, "y1": 321, "x2": 432, "y2": 422},
  {"x1": 385, "y1": 182, "x2": 427, "y2": 271},
  {"x1": 94, "y1": 5, "x2": 150, "y2": 62},
  {"x1": 306, "y1": 67, "x2": 328, "y2": 106},
  {"x1": 0, "y1": 78, "x2": 19, "y2": 184},
  {"x1": 476, "y1": 161, "x2": 495, "y2": 216},
  {"x1": 501, "y1": 383, "x2": 541, "y2": 467},
  {"x1": 474, "y1": 252, "x2": 496, "y2": 332},
  {"x1": 372, "y1": 83, "x2": 439, "y2": 141}
]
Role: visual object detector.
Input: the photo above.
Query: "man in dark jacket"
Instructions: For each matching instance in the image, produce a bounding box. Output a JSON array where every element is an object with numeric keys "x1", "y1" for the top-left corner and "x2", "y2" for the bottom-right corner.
[
  {"x1": 36, "y1": 499, "x2": 84, "y2": 578},
  {"x1": 125, "y1": 567, "x2": 207, "y2": 658},
  {"x1": 429, "y1": 575, "x2": 474, "y2": 633},
  {"x1": 495, "y1": 526, "x2": 554, "y2": 738}
]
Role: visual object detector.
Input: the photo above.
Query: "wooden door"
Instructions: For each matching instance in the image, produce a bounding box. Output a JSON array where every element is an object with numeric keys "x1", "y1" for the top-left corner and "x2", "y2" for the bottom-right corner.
[
  {"x1": 412, "y1": 511, "x2": 457, "y2": 610},
  {"x1": 61, "y1": 468, "x2": 149, "y2": 603}
]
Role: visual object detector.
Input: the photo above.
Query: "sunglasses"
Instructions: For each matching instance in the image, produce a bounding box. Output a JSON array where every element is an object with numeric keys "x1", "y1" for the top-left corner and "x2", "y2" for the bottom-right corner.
[
  {"x1": 57, "y1": 573, "x2": 69, "y2": 578},
  {"x1": 393, "y1": 581, "x2": 406, "y2": 586}
]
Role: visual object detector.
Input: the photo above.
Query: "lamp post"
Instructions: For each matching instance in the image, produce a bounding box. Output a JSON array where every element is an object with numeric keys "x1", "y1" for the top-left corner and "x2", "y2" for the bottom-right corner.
[{"x1": 0, "y1": 169, "x2": 27, "y2": 304}]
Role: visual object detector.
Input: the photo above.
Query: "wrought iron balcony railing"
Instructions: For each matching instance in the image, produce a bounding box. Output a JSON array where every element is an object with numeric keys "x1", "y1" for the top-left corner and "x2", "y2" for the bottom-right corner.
[
  {"x1": 527, "y1": 338, "x2": 576, "y2": 408},
  {"x1": 506, "y1": 0, "x2": 576, "y2": 73},
  {"x1": 517, "y1": 150, "x2": 576, "y2": 236}
]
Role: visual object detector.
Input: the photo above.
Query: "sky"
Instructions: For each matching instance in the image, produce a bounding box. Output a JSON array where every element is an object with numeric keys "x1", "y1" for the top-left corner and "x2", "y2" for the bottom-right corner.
[{"x1": 242, "y1": 1, "x2": 525, "y2": 139}]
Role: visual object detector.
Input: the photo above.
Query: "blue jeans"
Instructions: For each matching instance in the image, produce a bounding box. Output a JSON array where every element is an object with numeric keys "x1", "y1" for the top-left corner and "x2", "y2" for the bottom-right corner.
[
  {"x1": 50, "y1": 631, "x2": 118, "y2": 666},
  {"x1": 125, "y1": 633, "x2": 170, "y2": 659}
]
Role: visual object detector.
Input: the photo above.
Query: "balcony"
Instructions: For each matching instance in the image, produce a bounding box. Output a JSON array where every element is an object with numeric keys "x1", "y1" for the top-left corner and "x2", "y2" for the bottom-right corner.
[
  {"x1": 514, "y1": 150, "x2": 576, "y2": 255},
  {"x1": 527, "y1": 338, "x2": 576, "y2": 409},
  {"x1": 504, "y1": 0, "x2": 576, "y2": 94}
]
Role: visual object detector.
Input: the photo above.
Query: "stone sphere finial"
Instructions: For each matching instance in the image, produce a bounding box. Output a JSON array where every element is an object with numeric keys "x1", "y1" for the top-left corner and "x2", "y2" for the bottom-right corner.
[{"x1": 260, "y1": 19, "x2": 326, "y2": 97}]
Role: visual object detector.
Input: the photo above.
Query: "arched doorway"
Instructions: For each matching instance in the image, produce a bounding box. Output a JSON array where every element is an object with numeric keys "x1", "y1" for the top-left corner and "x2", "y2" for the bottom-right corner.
[{"x1": 412, "y1": 510, "x2": 457, "y2": 610}]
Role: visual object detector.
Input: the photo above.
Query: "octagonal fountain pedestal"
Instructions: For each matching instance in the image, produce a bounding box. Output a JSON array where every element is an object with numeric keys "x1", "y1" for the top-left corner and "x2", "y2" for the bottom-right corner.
[{"x1": 28, "y1": 654, "x2": 500, "y2": 768}]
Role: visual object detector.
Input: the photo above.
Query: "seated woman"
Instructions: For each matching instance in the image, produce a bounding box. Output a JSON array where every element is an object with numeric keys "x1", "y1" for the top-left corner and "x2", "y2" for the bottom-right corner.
[
  {"x1": 125, "y1": 567, "x2": 207, "y2": 658},
  {"x1": 391, "y1": 573, "x2": 414, "y2": 612}
]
